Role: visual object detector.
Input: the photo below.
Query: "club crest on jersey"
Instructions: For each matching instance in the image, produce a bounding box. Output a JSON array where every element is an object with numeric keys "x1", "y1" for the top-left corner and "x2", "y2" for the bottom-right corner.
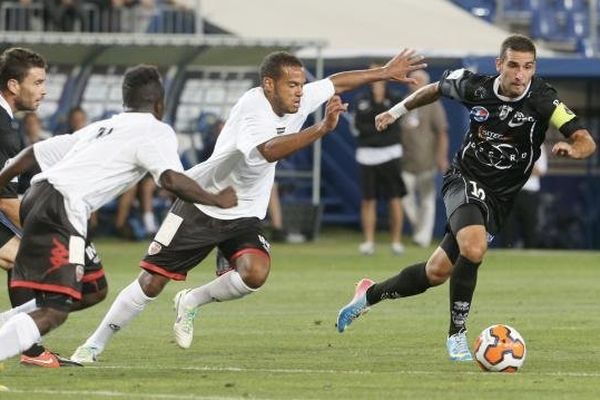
[
  {"x1": 470, "y1": 106, "x2": 489, "y2": 122},
  {"x1": 498, "y1": 105, "x2": 513, "y2": 121},
  {"x1": 148, "y1": 241, "x2": 162, "y2": 255}
]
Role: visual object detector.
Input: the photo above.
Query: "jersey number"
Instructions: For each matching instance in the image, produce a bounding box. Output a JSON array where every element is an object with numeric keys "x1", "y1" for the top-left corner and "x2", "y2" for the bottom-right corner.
[{"x1": 469, "y1": 180, "x2": 486, "y2": 200}]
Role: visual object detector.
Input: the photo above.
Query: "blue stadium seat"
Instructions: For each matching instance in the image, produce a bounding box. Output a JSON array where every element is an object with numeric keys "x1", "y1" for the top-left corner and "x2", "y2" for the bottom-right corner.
[
  {"x1": 146, "y1": 7, "x2": 195, "y2": 34},
  {"x1": 451, "y1": 0, "x2": 496, "y2": 22},
  {"x1": 531, "y1": 9, "x2": 568, "y2": 42}
]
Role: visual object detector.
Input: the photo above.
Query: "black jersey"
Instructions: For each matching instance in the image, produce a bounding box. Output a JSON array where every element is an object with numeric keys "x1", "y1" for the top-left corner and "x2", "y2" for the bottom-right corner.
[
  {"x1": 0, "y1": 104, "x2": 23, "y2": 198},
  {"x1": 439, "y1": 68, "x2": 585, "y2": 203},
  {"x1": 354, "y1": 91, "x2": 402, "y2": 148}
]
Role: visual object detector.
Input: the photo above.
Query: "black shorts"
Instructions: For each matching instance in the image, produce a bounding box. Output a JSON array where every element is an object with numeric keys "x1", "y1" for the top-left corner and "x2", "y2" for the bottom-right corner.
[
  {"x1": 0, "y1": 209, "x2": 20, "y2": 247},
  {"x1": 10, "y1": 181, "x2": 90, "y2": 301},
  {"x1": 141, "y1": 199, "x2": 271, "y2": 280},
  {"x1": 360, "y1": 158, "x2": 407, "y2": 200},
  {"x1": 441, "y1": 167, "x2": 511, "y2": 235}
]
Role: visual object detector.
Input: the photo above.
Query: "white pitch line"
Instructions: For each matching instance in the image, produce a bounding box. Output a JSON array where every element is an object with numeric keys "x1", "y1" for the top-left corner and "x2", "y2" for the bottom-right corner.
[
  {"x1": 3, "y1": 388, "x2": 278, "y2": 400},
  {"x1": 86, "y1": 364, "x2": 600, "y2": 378}
]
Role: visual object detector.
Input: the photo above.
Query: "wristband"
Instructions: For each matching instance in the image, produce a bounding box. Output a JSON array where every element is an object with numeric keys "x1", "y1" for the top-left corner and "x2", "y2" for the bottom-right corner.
[{"x1": 388, "y1": 102, "x2": 408, "y2": 120}]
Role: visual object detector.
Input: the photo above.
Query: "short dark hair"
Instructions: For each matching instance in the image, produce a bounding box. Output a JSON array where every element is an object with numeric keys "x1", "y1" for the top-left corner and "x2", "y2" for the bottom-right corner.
[
  {"x1": 259, "y1": 51, "x2": 303, "y2": 81},
  {"x1": 122, "y1": 65, "x2": 164, "y2": 110},
  {"x1": 500, "y1": 34, "x2": 537, "y2": 60},
  {"x1": 0, "y1": 47, "x2": 47, "y2": 90}
]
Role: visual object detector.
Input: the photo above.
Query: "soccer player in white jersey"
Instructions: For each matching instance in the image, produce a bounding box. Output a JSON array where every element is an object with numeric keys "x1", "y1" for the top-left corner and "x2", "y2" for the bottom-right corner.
[
  {"x1": 0, "y1": 65, "x2": 237, "y2": 365},
  {"x1": 69, "y1": 50, "x2": 426, "y2": 362}
]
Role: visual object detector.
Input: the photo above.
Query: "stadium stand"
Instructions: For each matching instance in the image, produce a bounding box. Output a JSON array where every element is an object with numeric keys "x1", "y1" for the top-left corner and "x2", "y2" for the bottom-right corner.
[{"x1": 0, "y1": 0, "x2": 598, "y2": 247}]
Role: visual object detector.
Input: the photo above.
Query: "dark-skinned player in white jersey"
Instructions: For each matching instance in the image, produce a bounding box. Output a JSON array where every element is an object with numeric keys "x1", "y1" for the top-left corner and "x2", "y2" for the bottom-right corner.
[
  {"x1": 70, "y1": 49, "x2": 426, "y2": 363},
  {"x1": 0, "y1": 65, "x2": 237, "y2": 365},
  {"x1": 337, "y1": 34, "x2": 596, "y2": 361}
]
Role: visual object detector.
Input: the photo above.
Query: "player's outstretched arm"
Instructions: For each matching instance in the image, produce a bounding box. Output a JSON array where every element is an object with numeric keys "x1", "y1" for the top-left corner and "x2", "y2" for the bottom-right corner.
[
  {"x1": 329, "y1": 49, "x2": 426, "y2": 94},
  {"x1": 258, "y1": 96, "x2": 347, "y2": 162},
  {"x1": 375, "y1": 82, "x2": 441, "y2": 131},
  {"x1": 159, "y1": 170, "x2": 237, "y2": 208},
  {"x1": 552, "y1": 129, "x2": 597, "y2": 159},
  {"x1": 0, "y1": 146, "x2": 38, "y2": 190}
]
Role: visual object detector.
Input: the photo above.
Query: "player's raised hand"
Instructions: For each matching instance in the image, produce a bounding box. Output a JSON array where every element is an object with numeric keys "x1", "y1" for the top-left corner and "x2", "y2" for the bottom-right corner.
[
  {"x1": 215, "y1": 186, "x2": 238, "y2": 208},
  {"x1": 375, "y1": 111, "x2": 397, "y2": 132},
  {"x1": 383, "y1": 49, "x2": 427, "y2": 84},
  {"x1": 321, "y1": 96, "x2": 348, "y2": 133}
]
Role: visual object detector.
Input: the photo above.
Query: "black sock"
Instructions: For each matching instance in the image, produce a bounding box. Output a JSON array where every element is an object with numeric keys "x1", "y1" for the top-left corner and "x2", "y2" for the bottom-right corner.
[
  {"x1": 22, "y1": 344, "x2": 46, "y2": 358},
  {"x1": 366, "y1": 262, "x2": 430, "y2": 306},
  {"x1": 448, "y1": 255, "x2": 481, "y2": 336}
]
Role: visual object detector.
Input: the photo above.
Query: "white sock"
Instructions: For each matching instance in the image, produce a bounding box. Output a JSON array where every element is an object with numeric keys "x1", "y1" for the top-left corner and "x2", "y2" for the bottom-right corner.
[
  {"x1": 0, "y1": 299, "x2": 38, "y2": 327},
  {"x1": 0, "y1": 312, "x2": 41, "y2": 361},
  {"x1": 143, "y1": 211, "x2": 157, "y2": 233},
  {"x1": 183, "y1": 270, "x2": 256, "y2": 308},
  {"x1": 83, "y1": 280, "x2": 153, "y2": 353}
]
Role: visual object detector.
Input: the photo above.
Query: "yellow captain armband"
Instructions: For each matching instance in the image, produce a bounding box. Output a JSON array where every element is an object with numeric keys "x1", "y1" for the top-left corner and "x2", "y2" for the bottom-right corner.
[{"x1": 550, "y1": 102, "x2": 576, "y2": 129}]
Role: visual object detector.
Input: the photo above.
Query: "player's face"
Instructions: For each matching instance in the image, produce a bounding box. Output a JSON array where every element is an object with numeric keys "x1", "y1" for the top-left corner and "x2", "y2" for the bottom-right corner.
[
  {"x1": 267, "y1": 66, "x2": 306, "y2": 116},
  {"x1": 496, "y1": 49, "x2": 535, "y2": 98},
  {"x1": 13, "y1": 67, "x2": 47, "y2": 111}
]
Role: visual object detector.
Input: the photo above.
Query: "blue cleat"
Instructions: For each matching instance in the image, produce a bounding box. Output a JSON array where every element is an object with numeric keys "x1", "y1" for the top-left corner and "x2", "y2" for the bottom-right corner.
[
  {"x1": 336, "y1": 278, "x2": 374, "y2": 333},
  {"x1": 447, "y1": 331, "x2": 473, "y2": 361}
]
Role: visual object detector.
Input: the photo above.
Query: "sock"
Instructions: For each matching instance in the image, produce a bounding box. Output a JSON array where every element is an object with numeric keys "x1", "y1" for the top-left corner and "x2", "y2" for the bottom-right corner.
[
  {"x1": 0, "y1": 299, "x2": 38, "y2": 327},
  {"x1": 183, "y1": 270, "x2": 255, "y2": 308},
  {"x1": 143, "y1": 211, "x2": 157, "y2": 233},
  {"x1": 448, "y1": 255, "x2": 481, "y2": 336},
  {"x1": 0, "y1": 313, "x2": 41, "y2": 361},
  {"x1": 83, "y1": 280, "x2": 153, "y2": 353},
  {"x1": 366, "y1": 262, "x2": 430, "y2": 306}
]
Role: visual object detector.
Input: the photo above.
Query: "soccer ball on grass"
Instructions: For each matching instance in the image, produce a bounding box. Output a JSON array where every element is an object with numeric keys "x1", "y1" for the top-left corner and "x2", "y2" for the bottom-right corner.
[{"x1": 474, "y1": 324, "x2": 526, "y2": 372}]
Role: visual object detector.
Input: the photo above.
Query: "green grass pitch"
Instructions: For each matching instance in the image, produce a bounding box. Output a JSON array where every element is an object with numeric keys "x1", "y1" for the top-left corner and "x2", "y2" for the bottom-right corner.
[{"x1": 1, "y1": 230, "x2": 599, "y2": 399}]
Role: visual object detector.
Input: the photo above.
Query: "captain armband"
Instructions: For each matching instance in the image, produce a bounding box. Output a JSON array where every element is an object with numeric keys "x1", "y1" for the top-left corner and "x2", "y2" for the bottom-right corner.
[{"x1": 550, "y1": 102, "x2": 577, "y2": 130}]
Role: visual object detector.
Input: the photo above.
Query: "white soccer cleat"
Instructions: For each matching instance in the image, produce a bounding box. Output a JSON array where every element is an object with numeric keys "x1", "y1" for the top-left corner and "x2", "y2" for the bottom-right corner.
[
  {"x1": 173, "y1": 289, "x2": 198, "y2": 349},
  {"x1": 70, "y1": 345, "x2": 100, "y2": 364}
]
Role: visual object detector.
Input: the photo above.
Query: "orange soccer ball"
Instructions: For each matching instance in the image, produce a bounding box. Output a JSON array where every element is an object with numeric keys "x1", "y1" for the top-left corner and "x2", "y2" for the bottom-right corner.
[{"x1": 474, "y1": 324, "x2": 527, "y2": 372}]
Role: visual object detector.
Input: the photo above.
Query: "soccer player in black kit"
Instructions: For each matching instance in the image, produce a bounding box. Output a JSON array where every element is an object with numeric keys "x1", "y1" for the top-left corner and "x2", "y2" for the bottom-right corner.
[{"x1": 336, "y1": 34, "x2": 597, "y2": 361}]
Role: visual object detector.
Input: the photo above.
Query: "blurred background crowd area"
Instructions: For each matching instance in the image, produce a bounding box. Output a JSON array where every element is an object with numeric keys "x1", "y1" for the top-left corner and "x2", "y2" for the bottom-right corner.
[{"x1": 1, "y1": 0, "x2": 599, "y2": 249}]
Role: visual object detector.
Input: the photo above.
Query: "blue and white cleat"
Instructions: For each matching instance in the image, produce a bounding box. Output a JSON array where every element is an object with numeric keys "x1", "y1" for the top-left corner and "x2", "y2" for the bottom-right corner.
[
  {"x1": 447, "y1": 331, "x2": 473, "y2": 361},
  {"x1": 336, "y1": 278, "x2": 375, "y2": 333}
]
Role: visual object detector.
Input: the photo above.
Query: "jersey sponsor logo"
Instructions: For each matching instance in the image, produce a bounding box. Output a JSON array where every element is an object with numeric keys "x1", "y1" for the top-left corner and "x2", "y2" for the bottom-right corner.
[
  {"x1": 147, "y1": 241, "x2": 162, "y2": 255},
  {"x1": 470, "y1": 106, "x2": 489, "y2": 122},
  {"x1": 276, "y1": 127, "x2": 285, "y2": 135},
  {"x1": 507, "y1": 111, "x2": 535, "y2": 128},
  {"x1": 477, "y1": 126, "x2": 506, "y2": 141},
  {"x1": 471, "y1": 141, "x2": 528, "y2": 170},
  {"x1": 498, "y1": 105, "x2": 513, "y2": 121}
]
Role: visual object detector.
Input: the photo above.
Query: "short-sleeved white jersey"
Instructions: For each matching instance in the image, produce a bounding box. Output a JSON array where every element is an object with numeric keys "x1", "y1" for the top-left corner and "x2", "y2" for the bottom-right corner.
[
  {"x1": 32, "y1": 112, "x2": 183, "y2": 236},
  {"x1": 186, "y1": 78, "x2": 335, "y2": 220}
]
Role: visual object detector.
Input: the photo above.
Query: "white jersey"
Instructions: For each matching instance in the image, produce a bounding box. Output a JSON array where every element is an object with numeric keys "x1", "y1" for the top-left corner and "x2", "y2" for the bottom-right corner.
[
  {"x1": 186, "y1": 78, "x2": 335, "y2": 220},
  {"x1": 32, "y1": 112, "x2": 183, "y2": 236}
]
